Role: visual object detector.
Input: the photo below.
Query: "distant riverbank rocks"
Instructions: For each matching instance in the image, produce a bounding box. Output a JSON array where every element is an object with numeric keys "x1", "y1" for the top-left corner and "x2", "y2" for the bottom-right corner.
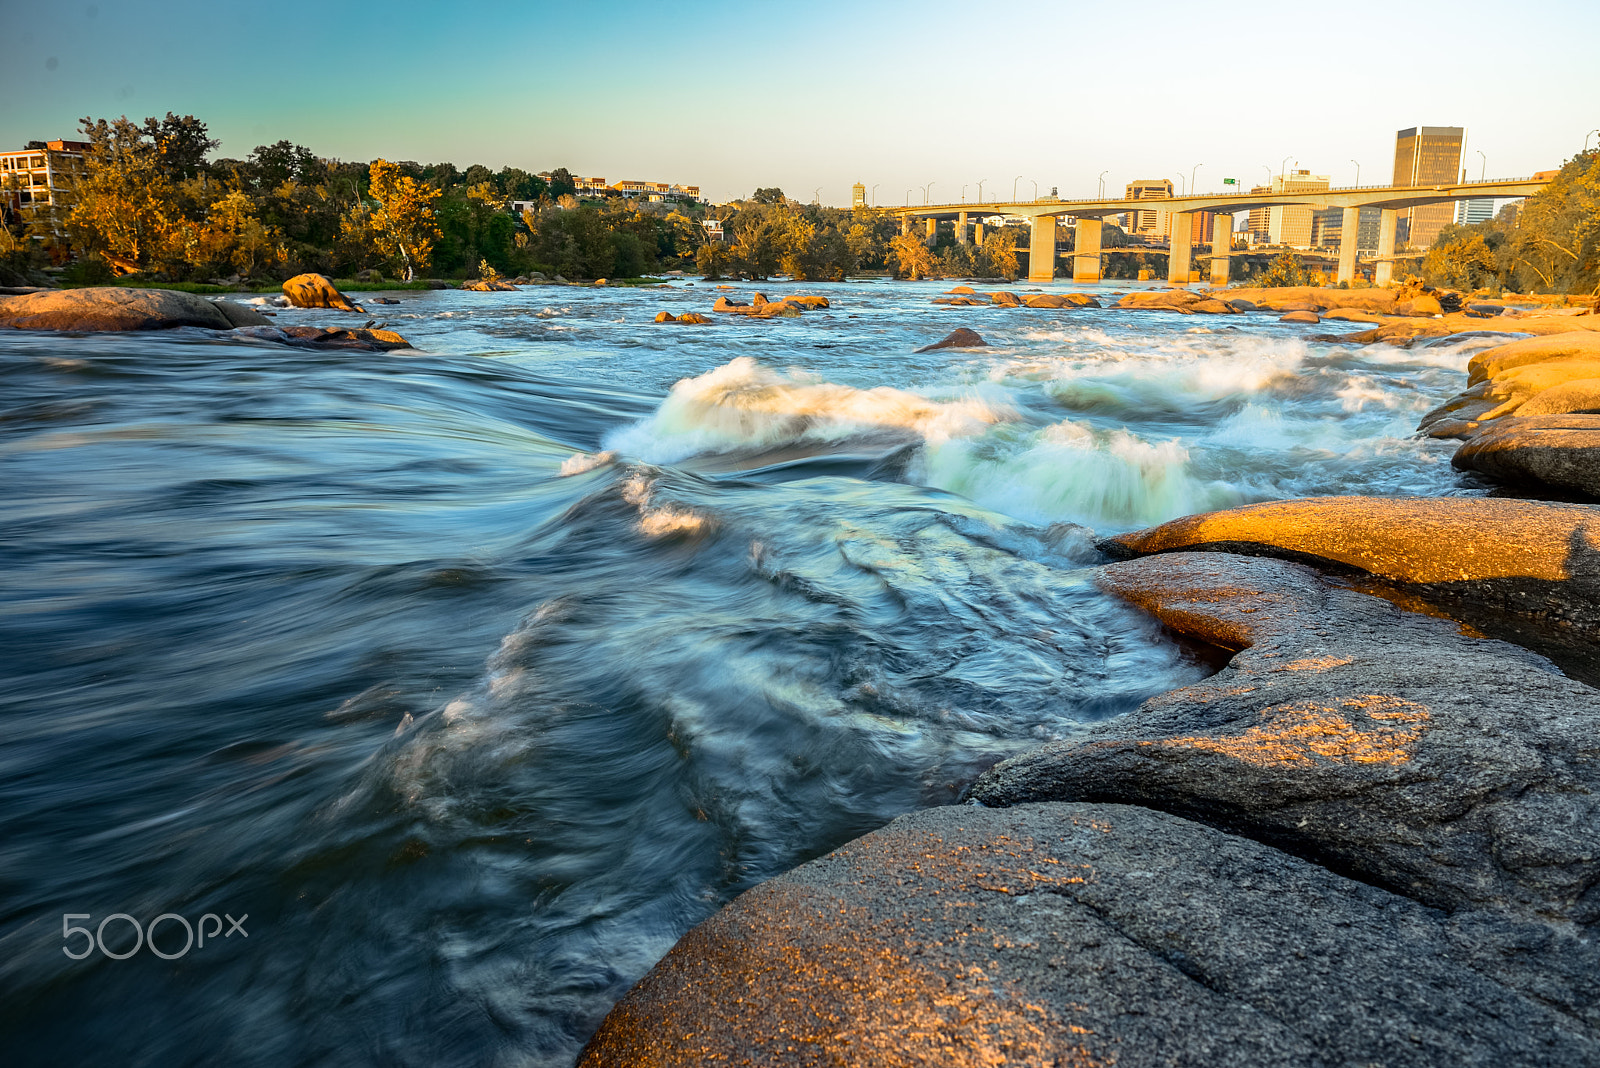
[
  {"x1": 0, "y1": 287, "x2": 270, "y2": 332},
  {"x1": 282, "y1": 273, "x2": 363, "y2": 312},
  {"x1": 460, "y1": 277, "x2": 518, "y2": 292},
  {"x1": 711, "y1": 293, "x2": 828, "y2": 319},
  {"x1": 932, "y1": 289, "x2": 1101, "y2": 309}
]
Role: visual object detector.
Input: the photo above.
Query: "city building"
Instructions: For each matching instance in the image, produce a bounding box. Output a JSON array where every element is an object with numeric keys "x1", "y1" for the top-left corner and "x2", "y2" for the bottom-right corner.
[
  {"x1": 1355, "y1": 207, "x2": 1383, "y2": 253},
  {"x1": 1266, "y1": 170, "x2": 1330, "y2": 248},
  {"x1": 701, "y1": 219, "x2": 725, "y2": 242},
  {"x1": 1310, "y1": 206, "x2": 1344, "y2": 248},
  {"x1": 0, "y1": 139, "x2": 89, "y2": 240},
  {"x1": 852, "y1": 182, "x2": 867, "y2": 210},
  {"x1": 1455, "y1": 198, "x2": 1496, "y2": 226},
  {"x1": 1246, "y1": 187, "x2": 1272, "y2": 244},
  {"x1": 1122, "y1": 179, "x2": 1173, "y2": 238},
  {"x1": 1391, "y1": 126, "x2": 1464, "y2": 248}
]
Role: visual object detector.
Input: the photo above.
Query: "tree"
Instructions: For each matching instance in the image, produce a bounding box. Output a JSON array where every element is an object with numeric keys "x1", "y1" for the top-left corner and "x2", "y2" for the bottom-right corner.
[
  {"x1": 750, "y1": 187, "x2": 785, "y2": 205},
  {"x1": 979, "y1": 227, "x2": 1020, "y2": 280},
  {"x1": 363, "y1": 158, "x2": 442, "y2": 280},
  {"x1": 1501, "y1": 150, "x2": 1599, "y2": 294},
  {"x1": 1259, "y1": 249, "x2": 1308, "y2": 287},
  {"x1": 68, "y1": 116, "x2": 187, "y2": 273},
  {"x1": 248, "y1": 140, "x2": 319, "y2": 187},
  {"x1": 887, "y1": 232, "x2": 937, "y2": 280},
  {"x1": 696, "y1": 241, "x2": 731, "y2": 280},
  {"x1": 546, "y1": 168, "x2": 577, "y2": 198},
  {"x1": 1422, "y1": 226, "x2": 1499, "y2": 290}
]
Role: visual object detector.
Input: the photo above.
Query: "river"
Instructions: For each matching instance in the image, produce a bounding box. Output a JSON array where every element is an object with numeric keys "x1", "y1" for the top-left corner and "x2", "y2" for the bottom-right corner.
[{"x1": 0, "y1": 278, "x2": 1493, "y2": 1066}]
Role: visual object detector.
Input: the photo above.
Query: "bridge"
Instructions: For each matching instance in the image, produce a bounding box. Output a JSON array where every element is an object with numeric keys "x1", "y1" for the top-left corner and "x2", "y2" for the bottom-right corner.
[{"x1": 891, "y1": 178, "x2": 1551, "y2": 286}]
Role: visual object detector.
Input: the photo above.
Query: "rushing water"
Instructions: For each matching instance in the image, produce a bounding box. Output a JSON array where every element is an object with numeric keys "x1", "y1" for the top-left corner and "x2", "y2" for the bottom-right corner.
[{"x1": 0, "y1": 279, "x2": 1494, "y2": 1066}]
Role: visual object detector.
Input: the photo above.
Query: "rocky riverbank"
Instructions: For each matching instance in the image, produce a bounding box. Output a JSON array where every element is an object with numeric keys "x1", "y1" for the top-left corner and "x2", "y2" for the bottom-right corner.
[{"x1": 574, "y1": 293, "x2": 1600, "y2": 1066}]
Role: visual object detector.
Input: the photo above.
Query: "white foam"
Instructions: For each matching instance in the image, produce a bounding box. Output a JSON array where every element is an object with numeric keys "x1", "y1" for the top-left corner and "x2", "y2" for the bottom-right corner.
[
  {"x1": 916, "y1": 419, "x2": 1240, "y2": 528},
  {"x1": 604, "y1": 356, "x2": 1012, "y2": 463}
]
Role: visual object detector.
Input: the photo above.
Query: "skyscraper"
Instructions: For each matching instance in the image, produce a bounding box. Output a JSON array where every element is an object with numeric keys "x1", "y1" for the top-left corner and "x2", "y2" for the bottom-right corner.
[
  {"x1": 1455, "y1": 198, "x2": 1495, "y2": 226},
  {"x1": 1122, "y1": 179, "x2": 1173, "y2": 237},
  {"x1": 1392, "y1": 126, "x2": 1464, "y2": 249},
  {"x1": 851, "y1": 182, "x2": 867, "y2": 210}
]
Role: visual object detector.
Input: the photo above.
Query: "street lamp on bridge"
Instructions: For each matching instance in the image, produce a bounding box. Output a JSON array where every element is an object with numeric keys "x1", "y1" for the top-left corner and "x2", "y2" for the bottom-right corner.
[
  {"x1": 925, "y1": 181, "x2": 936, "y2": 204},
  {"x1": 872, "y1": 184, "x2": 879, "y2": 206},
  {"x1": 1030, "y1": 179, "x2": 1038, "y2": 200},
  {"x1": 1190, "y1": 163, "x2": 1203, "y2": 196},
  {"x1": 977, "y1": 178, "x2": 987, "y2": 203},
  {"x1": 1350, "y1": 160, "x2": 1360, "y2": 187},
  {"x1": 1013, "y1": 175, "x2": 1023, "y2": 200},
  {"x1": 1098, "y1": 170, "x2": 1108, "y2": 198},
  {"x1": 1280, "y1": 155, "x2": 1293, "y2": 180},
  {"x1": 1261, "y1": 164, "x2": 1272, "y2": 187},
  {"x1": 1476, "y1": 150, "x2": 1487, "y2": 180},
  {"x1": 961, "y1": 184, "x2": 967, "y2": 202},
  {"x1": 1587, "y1": 129, "x2": 1600, "y2": 153}
]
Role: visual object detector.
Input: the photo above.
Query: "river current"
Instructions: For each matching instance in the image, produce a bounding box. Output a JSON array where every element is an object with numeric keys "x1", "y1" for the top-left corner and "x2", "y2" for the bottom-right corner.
[{"x1": 0, "y1": 279, "x2": 1495, "y2": 1066}]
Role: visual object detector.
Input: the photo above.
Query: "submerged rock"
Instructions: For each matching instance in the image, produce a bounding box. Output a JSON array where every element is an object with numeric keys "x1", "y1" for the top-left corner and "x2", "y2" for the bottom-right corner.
[
  {"x1": 1279, "y1": 310, "x2": 1320, "y2": 323},
  {"x1": 915, "y1": 327, "x2": 987, "y2": 352},
  {"x1": 0, "y1": 287, "x2": 254, "y2": 331},
  {"x1": 282, "y1": 273, "x2": 363, "y2": 312},
  {"x1": 581, "y1": 800, "x2": 1599, "y2": 1067},
  {"x1": 232, "y1": 324, "x2": 412, "y2": 351},
  {"x1": 460, "y1": 278, "x2": 518, "y2": 292}
]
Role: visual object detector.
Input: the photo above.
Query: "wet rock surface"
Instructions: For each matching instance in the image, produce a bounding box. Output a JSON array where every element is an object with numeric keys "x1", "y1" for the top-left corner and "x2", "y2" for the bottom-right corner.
[
  {"x1": 1454, "y1": 414, "x2": 1600, "y2": 497},
  {"x1": 0, "y1": 287, "x2": 258, "y2": 331},
  {"x1": 916, "y1": 327, "x2": 987, "y2": 352},
  {"x1": 970, "y1": 553, "x2": 1600, "y2": 928},
  {"x1": 580, "y1": 800, "x2": 1598, "y2": 1068}
]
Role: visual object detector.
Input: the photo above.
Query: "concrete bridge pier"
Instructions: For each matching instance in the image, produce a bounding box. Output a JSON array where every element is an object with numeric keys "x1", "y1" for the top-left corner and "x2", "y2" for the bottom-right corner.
[
  {"x1": 1210, "y1": 222, "x2": 1232, "y2": 286},
  {"x1": 1167, "y1": 213, "x2": 1192, "y2": 284},
  {"x1": 925, "y1": 218, "x2": 938, "y2": 245},
  {"x1": 974, "y1": 222, "x2": 985, "y2": 248},
  {"x1": 1073, "y1": 218, "x2": 1101, "y2": 283},
  {"x1": 1336, "y1": 206, "x2": 1361, "y2": 285},
  {"x1": 1027, "y1": 215, "x2": 1057, "y2": 284},
  {"x1": 957, "y1": 212, "x2": 969, "y2": 245},
  {"x1": 1374, "y1": 208, "x2": 1398, "y2": 287}
]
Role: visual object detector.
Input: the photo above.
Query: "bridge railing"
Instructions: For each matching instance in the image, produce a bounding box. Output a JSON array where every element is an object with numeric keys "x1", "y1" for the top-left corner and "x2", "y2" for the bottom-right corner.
[{"x1": 908, "y1": 177, "x2": 1545, "y2": 210}]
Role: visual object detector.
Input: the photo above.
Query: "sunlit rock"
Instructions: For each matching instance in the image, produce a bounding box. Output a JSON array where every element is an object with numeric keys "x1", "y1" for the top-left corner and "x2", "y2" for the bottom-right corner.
[
  {"x1": 581, "y1": 799, "x2": 1598, "y2": 1067},
  {"x1": 0, "y1": 287, "x2": 259, "y2": 331},
  {"x1": 282, "y1": 272, "x2": 363, "y2": 312}
]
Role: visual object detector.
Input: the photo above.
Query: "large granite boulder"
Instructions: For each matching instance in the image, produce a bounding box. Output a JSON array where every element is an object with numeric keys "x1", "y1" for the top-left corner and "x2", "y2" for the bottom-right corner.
[
  {"x1": 230, "y1": 325, "x2": 412, "y2": 351},
  {"x1": 0, "y1": 287, "x2": 244, "y2": 331},
  {"x1": 581, "y1": 800, "x2": 1598, "y2": 1067},
  {"x1": 970, "y1": 552, "x2": 1600, "y2": 929},
  {"x1": 282, "y1": 273, "x2": 363, "y2": 312},
  {"x1": 1468, "y1": 332, "x2": 1600, "y2": 384},
  {"x1": 1099, "y1": 495, "x2": 1600, "y2": 630},
  {"x1": 916, "y1": 327, "x2": 987, "y2": 352},
  {"x1": 1114, "y1": 289, "x2": 1234, "y2": 314},
  {"x1": 1454, "y1": 414, "x2": 1600, "y2": 497}
]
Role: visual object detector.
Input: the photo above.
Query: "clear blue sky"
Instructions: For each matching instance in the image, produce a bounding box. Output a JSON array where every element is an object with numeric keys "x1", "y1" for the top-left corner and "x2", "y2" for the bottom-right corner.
[{"x1": 3, "y1": 0, "x2": 1597, "y2": 205}]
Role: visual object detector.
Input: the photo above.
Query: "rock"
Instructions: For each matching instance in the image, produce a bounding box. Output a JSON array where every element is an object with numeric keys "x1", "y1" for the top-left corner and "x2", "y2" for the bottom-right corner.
[
  {"x1": 782, "y1": 294, "x2": 829, "y2": 309},
  {"x1": 1279, "y1": 310, "x2": 1321, "y2": 323},
  {"x1": 932, "y1": 296, "x2": 988, "y2": 306},
  {"x1": 553, "y1": 275, "x2": 569, "y2": 284},
  {"x1": 594, "y1": 278, "x2": 609, "y2": 286},
  {"x1": 1516, "y1": 378, "x2": 1600, "y2": 417},
  {"x1": 654, "y1": 312, "x2": 710, "y2": 325},
  {"x1": 1220, "y1": 287, "x2": 1399, "y2": 314},
  {"x1": 369, "y1": 297, "x2": 401, "y2": 305},
  {"x1": 1321, "y1": 308, "x2": 1384, "y2": 322},
  {"x1": 987, "y1": 291, "x2": 1022, "y2": 307},
  {"x1": 263, "y1": 325, "x2": 411, "y2": 351},
  {"x1": 1398, "y1": 294, "x2": 1445, "y2": 316},
  {"x1": 355, "y1": 269, "x2": 385, "y2": 283},
  {"x1": 1274, "y1": 300, "x2": 1322, "y2": 313},
  {"x1": 282, "y1": 273, "x2": 363, "y2": 312},
  {"x1": 581, "y1": 799, "x2": 1600, "y2": 1067},
  {"x1": 1114, "y1": 290, "x2": 1231, "y2": 314},
  {"x1": 1453, "y1": 415, "x2": 1600, "y2": 497},
  {"x1": 755, "y1": 301, "x2": 802, "y2": 318},
  {"x1": 210, "y1": 299, "x2": 271, "y2": 328},
  {"x1": 1473, "y1": 359, "x2": 1600, "y2": 420},
  {"x1": 1099, "y1": 495, "x2": 1600, "y2": 631},
  {"x1": 750, "y1": 291, "x2": 769, "y2": 305},
  {"x1": 1468, "y1": 332, "x2": 1600, "y2": 384},
  {"x1": 460, "y1": 278, "x2": 518, "y2": 292},
  {"x1": 1065, "y1": 293, "x2": 1100, "y2": 307},
  {"x1": 0, "y1": 287, "x2": 235, "y2": 331},
  {"x1": 915, "y1": 327, "x2": 987, "y2": 352},
  {"x1": 711, "y1": 296, "x2": 747, "y2": 312},
  {"x1": 971, "y1": 551, "x2": 1600, "y2": 931},
  {"x1": 1227, "y1": 299, "x2": 1260, "y2": 311},
  {"x1": 945, "y1": 285, "x2": 976, "y2": 294},
  {"x1": 1023, "y1": 293, "x2": 1073, "y2": 308}
]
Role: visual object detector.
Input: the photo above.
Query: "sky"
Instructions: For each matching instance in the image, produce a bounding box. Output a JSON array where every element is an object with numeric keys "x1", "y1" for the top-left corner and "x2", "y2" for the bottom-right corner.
[{"x1": 3, "y1": 0, "x2": 1598, "y2": 206}]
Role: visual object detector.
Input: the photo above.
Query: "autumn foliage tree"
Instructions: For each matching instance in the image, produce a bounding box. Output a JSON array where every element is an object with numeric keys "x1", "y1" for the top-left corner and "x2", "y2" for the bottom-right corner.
[{"x1": 359, "y1": 159, "x2": 442, "y2": 281}]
